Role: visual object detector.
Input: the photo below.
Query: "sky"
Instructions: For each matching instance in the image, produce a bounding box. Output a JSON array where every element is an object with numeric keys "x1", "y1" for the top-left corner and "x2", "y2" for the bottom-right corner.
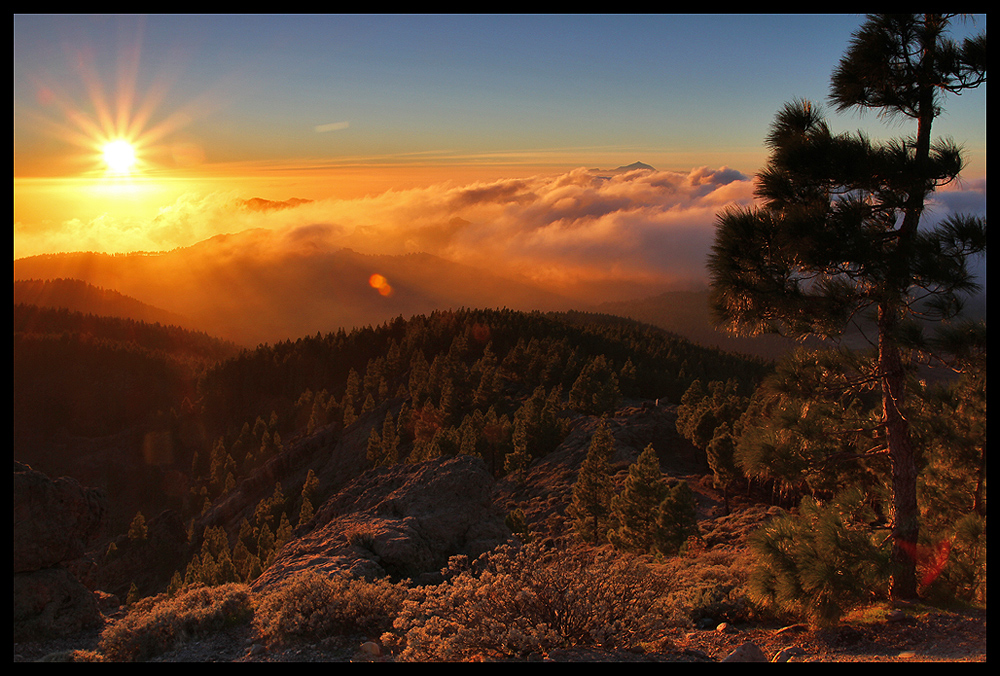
[{"x1": 13, "y1": 13, "x2": 988, "y2": 288}]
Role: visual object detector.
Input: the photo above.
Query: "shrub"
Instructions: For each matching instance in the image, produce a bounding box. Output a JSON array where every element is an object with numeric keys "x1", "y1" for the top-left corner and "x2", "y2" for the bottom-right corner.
[
  {"x1": 652, "y1": 547, "x2": 757, "y2": 626},
  {"x1": 98, "y1": 583, "x2": 253, "y2": 662},
  {"x1": 383, "y1": 540, "x2": 674, "y2": 661},
  {"x1": 746, "y1": 487, "x2": 891, "y2": 626},
  {"x1": 252, "y1": 570, "x2": 408, "y2": 647}
]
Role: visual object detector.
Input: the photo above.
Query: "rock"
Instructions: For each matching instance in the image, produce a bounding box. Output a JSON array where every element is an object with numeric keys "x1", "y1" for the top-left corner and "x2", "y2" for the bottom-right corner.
[
  {"x1": 13, "y1": 462, "x2": 107, "y2": 640},
  {"x1": 13, "y1": 565, "x2": 102, "y2": 641},
  {"x1": 251, "y1": 455, "x2": 510, "y2": 592},
  {"x1": 721, "y1": 642, "x2": 768, "y2": 662},
  {"x1": 74, "y1": 509, "x2": 191, "y2": 601},
  {"x1": 14, "y1": 461, "x2": 106, "y2": 573}
]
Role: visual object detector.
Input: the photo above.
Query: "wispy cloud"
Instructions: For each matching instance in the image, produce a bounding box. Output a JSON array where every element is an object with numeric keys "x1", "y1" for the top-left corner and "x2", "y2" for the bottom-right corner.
[{"x1": 314, "y1": 121, "x2": 349, "y2": 133}]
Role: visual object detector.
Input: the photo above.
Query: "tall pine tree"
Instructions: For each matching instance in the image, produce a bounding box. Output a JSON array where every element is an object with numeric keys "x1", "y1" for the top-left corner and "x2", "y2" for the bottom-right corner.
[
  {"x1": 708, "y1": 14, "x2": 986, "y2": 600},
  {"x1": 569, "y1": 422, "x2": 616, "y2": 543}
]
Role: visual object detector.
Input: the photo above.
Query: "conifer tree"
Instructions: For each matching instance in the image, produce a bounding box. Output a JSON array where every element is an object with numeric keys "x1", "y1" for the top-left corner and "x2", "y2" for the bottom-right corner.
[
  {"x1": 297, "y1": 496, "x2": 314, "y2": 528},
  {"x1": 706, "y1": 423, "x2": 738, "y2": 515},
  {"x1": 275, "y1": 512, "x2": 293, "y2": 551},
  {"x1": 569, "y1": 422, "x2": 616, "y2": 543},
  {"x1": 653, "y1": 480, "x2": 699, "y2": 556},
  {"x1": 126, "y1": 581, "x2": 140, "y2": 606},
  {"x1": 505, "y1": 417, "x2": 531, "y2": 478},
  {"x1": 380, "y1": 411, "x2": 400, "y2": 465},
  {"x1": 366, "y1": 426, "x2": 383, "y2": 465},
  {"x1": 608, "y1": 444, "x2": 668, "y2": 553},
  {"x1": 748, "y1": 487, "x2": 891, "y2": 625},
  {"x1": 168, "y1": 570, "x2": 184, "y2": 596},
  {"x1": 299, "y1": 469, "x2": 319, "y2": 513},
  {"x1": 707, "y1": 14, "x2": 986, "y2": 599},
  {"x1": 128, "y1": 511, "x2": 148, "y2": 541}
]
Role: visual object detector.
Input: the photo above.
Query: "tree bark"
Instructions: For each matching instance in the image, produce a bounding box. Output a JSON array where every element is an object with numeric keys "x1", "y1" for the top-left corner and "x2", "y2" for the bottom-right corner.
[{"x1": 879, "y1": 304, "x2": 919, "y2": 600}]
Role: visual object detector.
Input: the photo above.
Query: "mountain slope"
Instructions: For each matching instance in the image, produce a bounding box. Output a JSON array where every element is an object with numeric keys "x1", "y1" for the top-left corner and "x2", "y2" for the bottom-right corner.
[
  {"x1": 13, "y1": 230, "x2": 578, "y2": 347},
  {"x1": 597, "y1": 289, "x2": 801, "y2": 360},
  {"x1": 14, "y1": 278, "x2": 192, "y2": 328}
]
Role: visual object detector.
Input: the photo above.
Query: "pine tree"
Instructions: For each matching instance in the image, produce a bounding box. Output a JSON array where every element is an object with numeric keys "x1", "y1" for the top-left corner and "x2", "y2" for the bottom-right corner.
[
  {"x1": 297, "y1": 496, "x2": 314, "y2": 528},
  {"x1": 128, "y1": 511, "x2": 148, "y2": 541},
  {"x1": 366, "y1": 426, "x2": 383, "y2": 465},
  {"x1": 569, "y1": 355, "x2": 623, "y2": 415},
  {"x1": 708, "y1": 14, "x2": 986, "y2": 600},
  {"x1": 126, "y1": 581, "x2": 140, "y2": 606},
  {"x1": 608, "y1": 444, "x2": 668, "y2": 553},
  {"x1": 504, "y1": 416, "x2": 531, "y2": 478},
  {"x1": 275, "y1": 512, "x2": 293, "y2": 551},
  {"x1": 747, "y1": 487, "x2": 891, "y2": 625},
  {"x1": 706, "y1": 423, "x2": 738, "y2": 515},
  {"x1": 653, "y1": 479, "x2": 699, "y2": 556},
  {"x1": 380, "y1": 411, "x2": 400, "y2": 465},
  {"x1": 569, "y1": 422, "x2": 616, "y2": 543}
]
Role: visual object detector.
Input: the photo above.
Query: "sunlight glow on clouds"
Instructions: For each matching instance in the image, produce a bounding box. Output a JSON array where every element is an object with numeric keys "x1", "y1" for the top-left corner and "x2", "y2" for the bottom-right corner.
[
  {"x1": 14, "y1": 165, "x2": 985, "y2": 301},
  {"x1": 15, "y1": 166, "x2": 756, "y2": 298}
]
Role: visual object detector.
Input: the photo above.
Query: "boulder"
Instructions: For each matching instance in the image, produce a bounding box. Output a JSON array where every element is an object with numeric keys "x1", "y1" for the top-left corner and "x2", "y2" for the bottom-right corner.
[
  {"x1": 721, "y1": 642, "x2": 769, "y2": 662},
  {"x1": 13, "y1": 462, "x2": 107, "y2": 639},
  {"x1": 13, "y1": 567, "x2": 102, "y2": 641},
  {"x1": 251, "y1": 455, "x2": 510, "y2": 591},
  {"x1": 14, "y1": 461, "x2": 106, "y2": 573}
]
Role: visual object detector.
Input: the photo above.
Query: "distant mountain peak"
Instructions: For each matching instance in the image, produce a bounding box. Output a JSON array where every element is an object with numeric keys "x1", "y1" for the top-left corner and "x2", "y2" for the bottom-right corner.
[
  {"x1": 613, "y1": 161, "x2": 655, "y2": 172},
  {"x1": 590, "y1": 161, "x2": 656, "y2": 176}
]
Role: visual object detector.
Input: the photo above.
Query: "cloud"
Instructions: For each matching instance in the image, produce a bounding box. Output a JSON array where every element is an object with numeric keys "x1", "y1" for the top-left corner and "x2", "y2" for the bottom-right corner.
[
  {"x1": 314, "y1": 121, "x2": 350, "y2": 132},
  {"x1": 11, "y1": 166, "x2": 754, "y2": 299},
  {"x1": 266, "y1": 165, "x2": 758, "y2": 298},
  {"x1": 18, "y1": 165, "x2": 985, "y2": 302}
]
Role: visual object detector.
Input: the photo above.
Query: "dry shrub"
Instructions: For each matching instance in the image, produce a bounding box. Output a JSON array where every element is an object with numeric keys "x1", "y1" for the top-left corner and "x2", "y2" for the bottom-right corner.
[
  {"x1": 98, "y1": 583, "x2": 253, "y2": 662},
  {"x1": 652, "y1": 547, "x2": 757, "y2": 626},
  {"x1": 252, "y1": 570, "x2": 408, "y2": 646},
  {"x1": 382, "y1": 540, "x2": 675, "y2": 661}
]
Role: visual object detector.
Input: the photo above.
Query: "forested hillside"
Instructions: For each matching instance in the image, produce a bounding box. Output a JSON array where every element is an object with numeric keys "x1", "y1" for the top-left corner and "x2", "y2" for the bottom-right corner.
[
  {"x1": 14, "y1": 278, "x2": 192, "y2": 329},
  {"x1": 13, "y1": 294, "x2": 987, "y2": 659}
]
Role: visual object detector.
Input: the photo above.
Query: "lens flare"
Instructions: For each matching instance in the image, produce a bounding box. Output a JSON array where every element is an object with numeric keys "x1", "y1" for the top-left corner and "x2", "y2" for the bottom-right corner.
[{"x1": 369, "y1": 273, "x2": 393, "y2": 297}]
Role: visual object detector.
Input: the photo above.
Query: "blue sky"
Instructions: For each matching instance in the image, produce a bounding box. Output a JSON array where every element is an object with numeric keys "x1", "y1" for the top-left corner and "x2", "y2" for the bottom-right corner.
[{"x1": 14, "y1": 13, "x2": 987, "y2": 179}]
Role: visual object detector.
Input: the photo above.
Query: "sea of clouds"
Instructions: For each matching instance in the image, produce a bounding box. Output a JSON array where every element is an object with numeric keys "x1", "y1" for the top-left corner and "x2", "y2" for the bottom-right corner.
[{"x1": 16, "y1": 165, "x2": 986, "y2": 299}]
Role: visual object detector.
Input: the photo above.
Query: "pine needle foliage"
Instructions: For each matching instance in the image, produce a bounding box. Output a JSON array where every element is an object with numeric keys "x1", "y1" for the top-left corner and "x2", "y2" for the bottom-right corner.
[
  {"x1": 608, "y1": 444, "x2": 668, "y2": 553},
  {"x1": 747, "y1": 487, "x2": 892, "y2": 626},
  {"x1": 568, "y1": 422, "x2": 616, "y2": 544}
]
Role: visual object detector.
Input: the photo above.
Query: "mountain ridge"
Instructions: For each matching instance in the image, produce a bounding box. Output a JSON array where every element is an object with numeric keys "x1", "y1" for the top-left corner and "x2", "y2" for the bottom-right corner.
[{"x1": 13, "y1": 231, "x2": 581, "y2": 347}]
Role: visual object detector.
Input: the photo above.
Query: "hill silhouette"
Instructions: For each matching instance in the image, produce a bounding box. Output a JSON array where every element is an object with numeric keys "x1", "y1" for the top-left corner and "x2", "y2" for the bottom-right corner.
[
  {"x1": 14, "y1": 278, "x2": 192, "y2": 329},
  {"x1": 13, "y1": 230, "x2": 579, "y2": 347}
]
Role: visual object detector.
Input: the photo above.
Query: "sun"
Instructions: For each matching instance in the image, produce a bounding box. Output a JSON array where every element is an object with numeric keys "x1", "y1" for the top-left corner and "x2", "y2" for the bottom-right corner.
[{"x1": 102, "y1": 139, "x2": 138, "y2": 175}]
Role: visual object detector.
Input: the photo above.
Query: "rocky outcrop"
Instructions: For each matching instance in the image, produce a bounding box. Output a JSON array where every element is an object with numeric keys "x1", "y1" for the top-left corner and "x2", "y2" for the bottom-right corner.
[
  {"x1": 14, "y1": 461, "x2": 107, "y2": 640},
  {"x1": 251, "y1": 454, "x2": 511, "y2": 592}
]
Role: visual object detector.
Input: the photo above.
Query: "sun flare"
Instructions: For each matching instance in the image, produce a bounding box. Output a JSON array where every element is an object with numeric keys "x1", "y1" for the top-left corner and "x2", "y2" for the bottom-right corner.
[{"x1": 102, "y1": 139, "x2": 138, "y2": 175}]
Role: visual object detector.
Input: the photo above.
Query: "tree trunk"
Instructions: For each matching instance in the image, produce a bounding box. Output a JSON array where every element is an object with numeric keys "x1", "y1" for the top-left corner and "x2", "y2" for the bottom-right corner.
[{"x1": 879, "y1": 304, "x2": 919, "y2": 600}]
